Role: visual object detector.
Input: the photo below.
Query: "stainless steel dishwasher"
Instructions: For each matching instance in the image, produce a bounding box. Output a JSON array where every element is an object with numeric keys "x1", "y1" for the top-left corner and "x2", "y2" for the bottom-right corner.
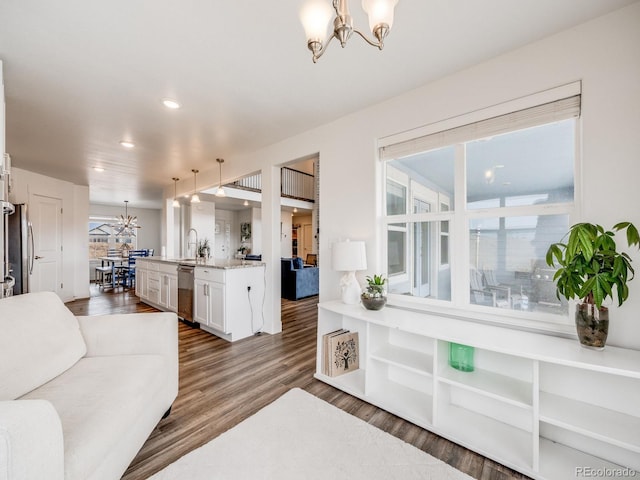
[{"x1": 177, "y1": 264, "x2": 195, "y2": 325}]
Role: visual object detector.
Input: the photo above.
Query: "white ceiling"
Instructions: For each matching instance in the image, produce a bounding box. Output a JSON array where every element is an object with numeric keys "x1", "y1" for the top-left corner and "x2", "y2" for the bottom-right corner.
[{"x1": 0, "y1": 0, "x2": 636, "y2": 209}]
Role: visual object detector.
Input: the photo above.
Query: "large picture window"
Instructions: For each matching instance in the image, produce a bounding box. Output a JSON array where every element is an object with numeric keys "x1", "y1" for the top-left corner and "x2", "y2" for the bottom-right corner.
[
  {"x1": 381, "y1": 91, "x2": 580, "y2": 323},
  {"x1": 89, "y1": 216, "x2": 136, "y2": 259}
]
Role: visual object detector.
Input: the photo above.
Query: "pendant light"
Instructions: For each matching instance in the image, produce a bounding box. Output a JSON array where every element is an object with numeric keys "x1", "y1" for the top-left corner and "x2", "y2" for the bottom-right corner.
[
  {"x1": 172, "y1": 177, "x2": 180, "y2": 207},
  {"x1": 191, "y1": 169, "x2": 200, "y2": 203},
  {"x1": 215, "y1": 158, "x2": 226, "y2": 197}
]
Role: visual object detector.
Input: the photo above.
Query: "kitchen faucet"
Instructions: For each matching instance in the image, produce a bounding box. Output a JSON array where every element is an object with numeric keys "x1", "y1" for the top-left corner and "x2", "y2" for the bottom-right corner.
[{"x1": 187, "y1": 228, "x2": 198, "y2": 258}]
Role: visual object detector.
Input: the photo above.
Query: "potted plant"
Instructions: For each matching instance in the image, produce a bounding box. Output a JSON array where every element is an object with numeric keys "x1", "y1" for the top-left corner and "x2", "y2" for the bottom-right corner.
[
  {"x1": 361, "y1": 274, "x2": 387, "y2": 311},
  {"x1": 546, "y1": 222, "x2": 639, "y2": 349},
  {"x1": 197, "y1": 238, "x2": 211, "y2": 259}
]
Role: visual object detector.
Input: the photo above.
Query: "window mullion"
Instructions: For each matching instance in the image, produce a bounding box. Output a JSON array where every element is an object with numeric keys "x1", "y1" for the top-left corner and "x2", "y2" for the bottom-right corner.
[{"x1": 452, "y1": 143, "x2": 467, "y2": 307}]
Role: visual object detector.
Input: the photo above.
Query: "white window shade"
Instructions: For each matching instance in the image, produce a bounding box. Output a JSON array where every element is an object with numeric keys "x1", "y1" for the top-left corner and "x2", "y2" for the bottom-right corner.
[{"x1": 381, "y1": 95, "x2": 581, "y2": 161}]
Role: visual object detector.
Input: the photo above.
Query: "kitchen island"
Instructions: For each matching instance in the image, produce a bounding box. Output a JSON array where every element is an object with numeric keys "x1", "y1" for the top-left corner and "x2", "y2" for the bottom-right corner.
[{"x1": 136, "y1": 257, "x2": 266, "y2": 342}]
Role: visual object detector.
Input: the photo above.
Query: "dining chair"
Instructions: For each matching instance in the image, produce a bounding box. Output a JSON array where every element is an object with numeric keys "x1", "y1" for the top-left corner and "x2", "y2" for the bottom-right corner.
[
  {"x1": 305, "y1": 253, "x2": 318, "y2": 267},
  {"x1": 116, "y1": 250, "x2": 148, "y2": 288}
]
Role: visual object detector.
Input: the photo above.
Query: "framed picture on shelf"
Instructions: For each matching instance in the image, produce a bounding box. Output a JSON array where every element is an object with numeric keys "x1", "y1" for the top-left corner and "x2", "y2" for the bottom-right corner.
[{"x1": 241, "y1": 222, "x2": 251, "y2": 241}]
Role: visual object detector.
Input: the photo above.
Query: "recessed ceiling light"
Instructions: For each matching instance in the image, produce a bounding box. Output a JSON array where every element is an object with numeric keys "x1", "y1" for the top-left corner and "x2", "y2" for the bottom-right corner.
[
  {"x1": 94, "y1": 166, "x2": 105, "y2": 172},
  {"x1": 120, "y1": 141, "x2": 135, "y2": 148},
  {"x1": 162, "y1": 99, "x2": 181, "y2": 109}
]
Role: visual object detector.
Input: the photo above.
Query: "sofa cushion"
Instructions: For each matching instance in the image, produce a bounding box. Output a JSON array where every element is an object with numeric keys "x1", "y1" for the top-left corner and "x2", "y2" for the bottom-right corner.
[
  {"x1": 293, "y1": 257, "x2": 304, "y2": 269},
  {"x1": 0, "y1": 292, "x2": 87, "y2": 400},
  {"x1": 20, "y1": 354, "x2": 167, "y2": 480}
]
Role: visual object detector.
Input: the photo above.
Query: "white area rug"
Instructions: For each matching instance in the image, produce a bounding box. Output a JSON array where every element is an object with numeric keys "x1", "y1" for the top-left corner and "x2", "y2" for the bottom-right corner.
[{"x1": 149, "y1": 388, "x2": 473, "y2": 480}]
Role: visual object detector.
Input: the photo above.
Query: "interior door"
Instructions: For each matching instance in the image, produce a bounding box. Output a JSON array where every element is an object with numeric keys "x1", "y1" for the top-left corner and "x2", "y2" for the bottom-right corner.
[
  {"x1": 301, "y1": 224, "x2": 313, "y2": 260},
  {"x1": 30, "y1": 194, "x2": 63, "y2": 294},
  {"x1": 214, "y1": 220, "x2": 230, "y2": 259}
]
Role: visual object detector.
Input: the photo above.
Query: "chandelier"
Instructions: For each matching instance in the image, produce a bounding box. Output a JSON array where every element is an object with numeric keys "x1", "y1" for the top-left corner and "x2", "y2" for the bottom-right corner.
[
  {"x1": 300, "y1": 0, "x2": 399, "y2": 63},
  {"x1": 112, "y1": 200, "x2": 141, "y2": 237}
]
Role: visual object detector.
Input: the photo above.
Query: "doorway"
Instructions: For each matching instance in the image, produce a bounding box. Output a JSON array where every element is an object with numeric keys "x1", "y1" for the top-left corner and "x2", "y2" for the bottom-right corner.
[
  {"x1": 214, "y1": 219, "x2": 231, "y2": 260},
  {"x1": 30, "y1": 194, "x2": 63, "y2": 294}
]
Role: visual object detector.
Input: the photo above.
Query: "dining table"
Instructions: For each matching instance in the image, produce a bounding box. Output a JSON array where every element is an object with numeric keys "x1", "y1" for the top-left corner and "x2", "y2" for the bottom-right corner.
[{"x1": 98, "y1": 256, "x2": 126, "y2": 289}]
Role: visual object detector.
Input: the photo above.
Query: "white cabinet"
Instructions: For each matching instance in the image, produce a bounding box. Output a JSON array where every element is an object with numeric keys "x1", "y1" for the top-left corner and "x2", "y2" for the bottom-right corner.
[
  {"x1": 135, "y1": 260, "x2": 178, "y2": 313},
  {"x1": 207, "y1": 282, "x2": 225, "y2": 332},
  {"x1": 138, "y1": 259, "x2": 265, "y2": 342},
  {"x1": 146, "y1": 270, "x2": 160, "y2": 305},
  {"x1": 165, "y1": 272, "x2": 178, "y2": 311},
  {"x1": 193, "y1": 277, "x2": 209, "y2": 326},
  {"x1": 193, "y1": 265, "x2": 265, "y2": 342},
  {"x1": 193, "y1": 268, "x2": 228, "y2": 334},
  {"x1": 316, "y1": 301, "x2": 640, "y2": 480},
  {"x1": 157, "y1": 264, "x2": 178, "y2": 312},
  {"x1": 135, "y1": 262, "x2": 147, "y2": 298}
]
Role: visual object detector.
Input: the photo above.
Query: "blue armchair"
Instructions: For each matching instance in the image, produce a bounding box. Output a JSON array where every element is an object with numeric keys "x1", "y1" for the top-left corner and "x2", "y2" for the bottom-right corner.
[{"x1": 281, "y1": 258, "x2": 319, "y2": 300}]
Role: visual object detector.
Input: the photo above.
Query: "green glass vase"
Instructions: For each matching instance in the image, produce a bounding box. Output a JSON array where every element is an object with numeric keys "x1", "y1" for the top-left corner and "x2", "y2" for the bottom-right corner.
[{"x1": 448, "y1": 342, "x2": 475, "y2": 372}]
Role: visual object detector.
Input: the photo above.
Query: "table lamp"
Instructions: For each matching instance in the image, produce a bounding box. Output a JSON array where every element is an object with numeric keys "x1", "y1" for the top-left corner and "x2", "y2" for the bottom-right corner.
[{"x1": 332, "y1": 240, "x2": 367, "y2": 304}]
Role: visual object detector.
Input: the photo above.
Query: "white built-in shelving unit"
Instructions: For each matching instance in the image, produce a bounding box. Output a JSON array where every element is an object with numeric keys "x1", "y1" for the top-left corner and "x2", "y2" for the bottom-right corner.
[{"x1": 315, "y1": 301, "x2": 640, "y2": 480}]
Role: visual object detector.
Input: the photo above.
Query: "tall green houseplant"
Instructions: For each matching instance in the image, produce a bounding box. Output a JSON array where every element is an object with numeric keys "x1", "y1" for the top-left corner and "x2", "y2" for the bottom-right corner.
[{"x1": 546, "y1": 222, "x2": 640, "y2": 349}]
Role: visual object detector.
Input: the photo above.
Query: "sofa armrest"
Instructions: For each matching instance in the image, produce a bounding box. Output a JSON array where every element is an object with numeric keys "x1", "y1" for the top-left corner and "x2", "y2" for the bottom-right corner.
[
  {"x1": 77, "y1": 312, "x2": 179, "y2": 401},
  {"x1": 0, "y1": 400, "x2": 64, "y2": 480}
]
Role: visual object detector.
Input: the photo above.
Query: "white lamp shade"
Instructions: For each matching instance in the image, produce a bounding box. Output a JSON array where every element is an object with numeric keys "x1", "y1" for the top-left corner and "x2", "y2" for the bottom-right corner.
[
  {"x1": 300, "y1": 0, "x2": 333, "y2": 41},
  {"x1": 361, "y1": 0, "x2": 398, "y2": 32},
  {"x1": 332, "y1": 240, "x2": 367, "y2": 271}
]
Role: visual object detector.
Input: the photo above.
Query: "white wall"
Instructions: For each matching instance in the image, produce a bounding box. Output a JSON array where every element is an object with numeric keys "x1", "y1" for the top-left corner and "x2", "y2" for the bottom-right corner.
[
  {"x1": 251, "y1": 207, "x2": 262, "y2": 255},
  {"x1": 177, "y1": 4, "x2": 639, "y2": 347},
  {"x1": 237, "y1": 208, "x2": 252, "y2": 254},
  {"x1": 10, "y1": 167, "x2": 90, "y2": 301},
  {"x1": 281, "y1": 210, "x2": 292, "y2": 258}
]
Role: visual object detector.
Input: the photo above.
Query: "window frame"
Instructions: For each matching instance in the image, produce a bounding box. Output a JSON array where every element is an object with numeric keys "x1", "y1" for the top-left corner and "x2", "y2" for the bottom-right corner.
[
  {"x1": 378, "y1": 85, "x2": 582, "y2": 334},
  {"x1": 88, "y1": 215, "x2": 137, "y2": 260}
]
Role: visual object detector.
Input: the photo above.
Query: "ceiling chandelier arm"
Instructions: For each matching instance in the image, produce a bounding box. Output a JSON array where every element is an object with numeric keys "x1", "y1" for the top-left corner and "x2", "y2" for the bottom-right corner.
[
  {"x1": 308, "y1": 34, "x2": 336, "y2": 63},
  {"x1": 352, "y1": 27, "x2": 386, "y2": 49}
]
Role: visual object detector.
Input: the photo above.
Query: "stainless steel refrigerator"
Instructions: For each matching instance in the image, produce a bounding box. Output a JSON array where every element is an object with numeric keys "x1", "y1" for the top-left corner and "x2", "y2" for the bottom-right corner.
[{"x1": 7, "y1": 203, "x2": 32, "y2": 295}]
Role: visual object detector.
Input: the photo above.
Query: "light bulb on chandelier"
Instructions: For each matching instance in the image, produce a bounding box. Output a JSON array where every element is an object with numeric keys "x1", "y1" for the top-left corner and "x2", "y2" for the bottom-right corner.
[{"x1": 300, "y1": 0, "x2": 399, "y2": 63}]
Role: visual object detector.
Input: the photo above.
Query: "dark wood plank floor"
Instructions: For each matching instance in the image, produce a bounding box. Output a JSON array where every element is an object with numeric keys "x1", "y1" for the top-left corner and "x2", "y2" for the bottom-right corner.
[{"x1": 66, "y1": 285, "x2": 528, "y2": 480}]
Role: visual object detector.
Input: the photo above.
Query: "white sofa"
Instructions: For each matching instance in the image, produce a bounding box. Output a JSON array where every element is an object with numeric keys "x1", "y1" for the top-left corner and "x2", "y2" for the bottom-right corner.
[{"x1": 0, "y1": 291, "x2": 179, "y2": 480}]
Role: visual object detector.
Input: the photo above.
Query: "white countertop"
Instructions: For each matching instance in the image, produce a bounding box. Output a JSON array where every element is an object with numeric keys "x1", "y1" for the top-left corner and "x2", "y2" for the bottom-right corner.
[{"x1": 137, "y1": 256, "x2": 265, "y2": 269}]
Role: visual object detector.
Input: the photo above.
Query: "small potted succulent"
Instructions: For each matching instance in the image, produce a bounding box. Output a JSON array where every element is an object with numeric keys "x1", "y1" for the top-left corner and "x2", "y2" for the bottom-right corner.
[{"x1": 361, "y1": 274, "x2": 387, "y2": 311}]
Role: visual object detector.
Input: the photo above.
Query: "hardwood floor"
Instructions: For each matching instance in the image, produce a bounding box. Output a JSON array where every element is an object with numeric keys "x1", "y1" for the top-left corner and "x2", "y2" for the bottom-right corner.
[{"x1": 66, "y1": 285, "x2": 528, "y2": 480}]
